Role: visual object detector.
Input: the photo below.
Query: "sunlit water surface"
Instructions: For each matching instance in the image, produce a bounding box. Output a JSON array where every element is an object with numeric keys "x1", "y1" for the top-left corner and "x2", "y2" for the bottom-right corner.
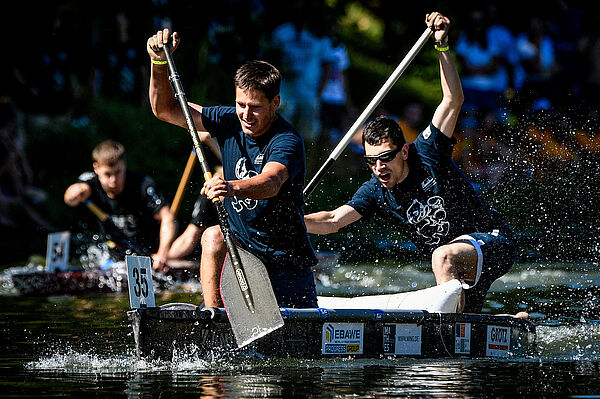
[{"x1": 1, "y1": 260, "x2": 600, "y2": 397}]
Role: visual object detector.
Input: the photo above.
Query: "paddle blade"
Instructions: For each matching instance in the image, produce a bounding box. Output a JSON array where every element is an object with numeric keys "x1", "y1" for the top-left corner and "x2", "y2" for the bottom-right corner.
[{"x1": 220, "y1": 246, "x2": 284, "y2": 348}]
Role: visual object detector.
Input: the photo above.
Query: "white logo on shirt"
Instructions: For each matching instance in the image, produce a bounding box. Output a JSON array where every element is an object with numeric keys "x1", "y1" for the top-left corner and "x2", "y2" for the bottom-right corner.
[
  {"x1": 406, "y1": 196, "x2": 449, "y2": 245},
  {"x1": 423, "y1": 126, "x2": 432, "y2": 140},
  {"x1": 232, "y1": 157, "x2": 258, "y2": 212}
]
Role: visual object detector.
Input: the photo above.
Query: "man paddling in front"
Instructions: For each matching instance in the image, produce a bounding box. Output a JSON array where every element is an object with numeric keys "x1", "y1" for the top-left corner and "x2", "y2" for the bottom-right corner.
[
  {"x1": 304, "y1": 12, "x2": 526, "y2": 317},
  {"x1": 64, "y1": 140, "x2": 176, "y2": 270},
  {"x1": 146, "y1": 31, "x2": 318, "y2": 308}
]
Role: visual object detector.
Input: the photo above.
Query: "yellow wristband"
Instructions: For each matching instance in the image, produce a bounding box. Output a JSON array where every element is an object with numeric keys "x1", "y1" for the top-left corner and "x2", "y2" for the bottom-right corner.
[
  {"x1": 151, "y1": 59, "x2": 168, "y2": 65},
  {"x1": 435, "y1": 45, "x2": 449, "y2": 52}
]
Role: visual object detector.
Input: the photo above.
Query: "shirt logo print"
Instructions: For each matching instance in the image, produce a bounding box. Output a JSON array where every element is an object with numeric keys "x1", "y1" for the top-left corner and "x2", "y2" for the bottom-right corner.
[
  {"x1": 232, "y1": 157, "x2": 258, "y2": 212},
  {"x1": 406, "y1": 196, "x2": 449, "y2": 245}
]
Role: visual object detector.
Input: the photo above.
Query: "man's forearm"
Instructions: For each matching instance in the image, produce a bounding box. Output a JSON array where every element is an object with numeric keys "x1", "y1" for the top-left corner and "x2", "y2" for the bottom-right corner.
[
  {"x1": 157, "y1": 216, "x2": 176, "y2": 257},
  {"x1": 304, "y1": 212, "x2": 340, "y2": 235},
  {"x1": 230, "y1": 173, "x2": 284, "y2": 200},
  {"x1": 439, "y1": 50, "x2": 464, "y2": 107}
]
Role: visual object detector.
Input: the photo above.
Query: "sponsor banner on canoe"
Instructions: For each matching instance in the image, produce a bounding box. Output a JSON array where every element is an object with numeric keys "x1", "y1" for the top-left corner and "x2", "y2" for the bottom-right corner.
[
  {"x1": 455, "y1": 322, "x2": 471, "y2": 354},
  {"x1": 486, "y1": 325, "x2": 511, "y2": 357},
  {"x1": 383, "y1": 324, "x2": 422, "y2": 355},
  {"x1": 322, "y1": 323, "x2": 364, "y2": 355}
]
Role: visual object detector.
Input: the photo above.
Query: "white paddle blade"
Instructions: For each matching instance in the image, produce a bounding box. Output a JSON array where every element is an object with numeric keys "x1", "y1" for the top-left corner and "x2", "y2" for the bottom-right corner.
[{"x1": 220, "y1": 246, "x2": 284, "y2": 348}]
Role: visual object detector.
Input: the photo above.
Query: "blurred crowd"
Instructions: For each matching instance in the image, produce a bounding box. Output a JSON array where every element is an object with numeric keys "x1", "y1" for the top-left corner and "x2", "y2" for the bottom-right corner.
[{"x1": 4, "y1": 1, "x2": 600, "y2": 237}]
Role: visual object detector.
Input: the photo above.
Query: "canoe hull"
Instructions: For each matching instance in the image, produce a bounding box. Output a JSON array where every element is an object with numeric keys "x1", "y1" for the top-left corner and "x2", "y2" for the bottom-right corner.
[{"x1": 128, "y1": 305, "x2": 536, "y2": 360}]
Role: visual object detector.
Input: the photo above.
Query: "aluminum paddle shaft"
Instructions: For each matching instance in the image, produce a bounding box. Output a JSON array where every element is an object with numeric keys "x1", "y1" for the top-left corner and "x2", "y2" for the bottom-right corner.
[
  {"x1": 303, "y1": 27, "x2": 434, "y2": 198},
  {"x1": 162, "y1": 43, "x2": 256, "y2": 313}
]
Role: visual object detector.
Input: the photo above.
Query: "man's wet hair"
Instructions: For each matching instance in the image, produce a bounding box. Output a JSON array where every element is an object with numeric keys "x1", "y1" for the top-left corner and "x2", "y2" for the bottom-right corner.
[
  {"x1": 92, "y1": 140, "x2": 126, "y2": 166},
  {"x1": 362, "y1": 115, "x2": 406, "y2": 147},
  {"x1": 234, "y1": 60, "x2": 281, "y2": 101}
]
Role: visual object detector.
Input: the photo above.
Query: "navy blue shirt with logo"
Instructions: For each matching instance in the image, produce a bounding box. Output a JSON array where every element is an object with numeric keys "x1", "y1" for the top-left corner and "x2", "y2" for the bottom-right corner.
[
  {"x1": 347, "y1": 123, "x2": 513, "y2": 255},
  {"x1": 77, "y1": 171, "x2": 167, "y2": 253},
  {"x1": 201, "y1": 106, "x2": 318, "y2": 272}
]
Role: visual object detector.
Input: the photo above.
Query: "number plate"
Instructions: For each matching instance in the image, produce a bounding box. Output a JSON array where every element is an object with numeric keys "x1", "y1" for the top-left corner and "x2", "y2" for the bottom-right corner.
[
  {"x1": 46, "y1": 231, "x2": 70, "y2": 272},
  {"x1": 126, "y1": 256, "x2": 155, "y2": 308}
]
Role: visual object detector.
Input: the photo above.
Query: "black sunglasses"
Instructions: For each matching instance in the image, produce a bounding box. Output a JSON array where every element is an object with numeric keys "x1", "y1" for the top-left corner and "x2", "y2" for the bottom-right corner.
[{"x1": 363, "y1": 148, "x2": 401, "y2": 166}]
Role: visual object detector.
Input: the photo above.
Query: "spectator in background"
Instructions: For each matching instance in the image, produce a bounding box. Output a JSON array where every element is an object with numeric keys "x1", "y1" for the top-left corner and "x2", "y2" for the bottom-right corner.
[
  {"x1": 455, "y1": 10, "x2": 511, "y2": 117},
  {"x1": 271, "y1": 13, "x2": 327, "y2": 142},
  {"x1": 516, "y1": 16, "x2": 558, "y2": 110},
  {"x1": 549, "y1": 0, "x2": 585, "y2": 106},
  {"x1": 0, "y1": 98, "x2": 53, "y2": 234},
  {"x1": 582, "y1": 15, "x2": 600, "y2": 108},
  {"x1": 318, "y1": 25, "x2": 351, "y2": 146},
  {"x1": 484, "y1": 4, "x2": 525, "y2": 97}
]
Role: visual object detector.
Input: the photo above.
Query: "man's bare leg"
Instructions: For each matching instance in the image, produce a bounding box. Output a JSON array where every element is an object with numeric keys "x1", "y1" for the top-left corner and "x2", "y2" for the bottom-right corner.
[
  {"x1": 431, "y1": 241, "x2": 478, "y2": 313},
  {"x1": 200, "y1": 225, "x2": 226, "y2": 307}
]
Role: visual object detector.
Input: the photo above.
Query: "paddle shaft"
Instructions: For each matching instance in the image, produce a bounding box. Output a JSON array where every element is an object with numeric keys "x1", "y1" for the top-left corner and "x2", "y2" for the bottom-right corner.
[
  {"x1": 170, "y1": 149, "x2": 197, "y2": 216},
  {"x1": 86, "y1": 200, "x2": 108, "y2": 222},
  {"x1": 303, "y1": 27, "x2": 434, "y2": 198},
  {"x1": 162, "y1": 43, "x2": 255, "y2": 313}
]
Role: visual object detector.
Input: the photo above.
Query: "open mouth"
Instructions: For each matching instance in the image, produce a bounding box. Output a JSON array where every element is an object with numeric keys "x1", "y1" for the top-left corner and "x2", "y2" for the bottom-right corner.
[{"x1": 377, "y1": 172, "x2": 391, "y2": 183}]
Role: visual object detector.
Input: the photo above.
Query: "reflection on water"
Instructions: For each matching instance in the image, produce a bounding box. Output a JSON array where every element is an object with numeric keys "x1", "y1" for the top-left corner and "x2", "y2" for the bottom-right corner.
[{"x1": 1, "y1": 260, "x2": 600, "y2": 397}]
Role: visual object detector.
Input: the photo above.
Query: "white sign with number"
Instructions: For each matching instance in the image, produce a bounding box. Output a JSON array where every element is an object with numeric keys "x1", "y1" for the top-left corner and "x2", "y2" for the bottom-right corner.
[
  {"x1": 46, "y1": 231, "x2": 70, "y2": 272},
  {"x1": 126, "y1": 255, "x2": 155, "y2": 308}
]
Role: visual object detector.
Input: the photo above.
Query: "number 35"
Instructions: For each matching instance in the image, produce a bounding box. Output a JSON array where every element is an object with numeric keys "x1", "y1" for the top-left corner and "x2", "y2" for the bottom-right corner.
[{"x1": 132, "y1": 267, "x2": 149, "y2": 298}]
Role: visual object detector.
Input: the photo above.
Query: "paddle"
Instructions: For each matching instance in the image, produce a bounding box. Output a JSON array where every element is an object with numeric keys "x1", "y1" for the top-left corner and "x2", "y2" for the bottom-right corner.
[
  {"x1": 304, "y1": 27, "x2": 434, "y2": 198},
  {"x1": 161, "y1": 42, "x2": 283, "y2": 347},
  {"x1": 170, "y1": 149, "x2": 197, "y2": 217}
]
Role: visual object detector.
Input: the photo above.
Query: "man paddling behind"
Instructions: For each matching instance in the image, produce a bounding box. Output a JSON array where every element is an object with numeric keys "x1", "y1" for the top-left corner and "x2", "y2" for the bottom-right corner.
[
  {"x1": 305, "y1": 12, "x2": 524, "y2": 316},
  {"x1": 64, "y1": 140, "x2": 176, "y2": 271},
  {"x1": 146, "y1": 30, "x2": 318, "y2": 308}
]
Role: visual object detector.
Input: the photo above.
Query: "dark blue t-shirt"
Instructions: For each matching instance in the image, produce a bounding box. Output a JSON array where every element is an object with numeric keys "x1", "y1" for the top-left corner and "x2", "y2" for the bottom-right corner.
[
  {"x1": 201, "y1": 106, "x2": 317, "y2": 270},
  {"x1": 77, "y1": 170, "x2": 167, "y2": 252},
  {"x1": 347, "y1": 123, "x2": 512, "y2": 255}
]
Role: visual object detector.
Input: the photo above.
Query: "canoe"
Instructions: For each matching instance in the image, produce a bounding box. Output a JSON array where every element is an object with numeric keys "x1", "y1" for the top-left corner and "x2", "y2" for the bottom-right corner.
[
  {"x1": 9, "y1": 260, "x2": 198, "y2": 296},
  {"x1": 127, "y1": 304, "x2": 535, "y2": 360},
  {"x1": 126, "y1": 280, "x2": 535, "y2": 360}
]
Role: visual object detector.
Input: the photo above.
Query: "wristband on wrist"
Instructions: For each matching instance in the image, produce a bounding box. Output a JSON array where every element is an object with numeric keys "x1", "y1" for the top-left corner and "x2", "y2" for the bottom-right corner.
[
  {"x1": 434, "y1": 36, "x2": 449, "y2": 52},
  {"x1": 151, "y1": 59, "x2": 168, "y2": 65}
]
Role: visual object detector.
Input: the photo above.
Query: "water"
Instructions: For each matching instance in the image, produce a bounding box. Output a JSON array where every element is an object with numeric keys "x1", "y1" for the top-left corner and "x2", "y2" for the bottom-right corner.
[{"x1": 1, "y1": 260, "x2": 600, "y2": 397}]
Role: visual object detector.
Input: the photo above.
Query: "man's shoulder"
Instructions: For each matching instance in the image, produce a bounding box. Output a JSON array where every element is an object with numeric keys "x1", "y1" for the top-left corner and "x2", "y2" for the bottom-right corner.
[
  {"x1": 77, "y1": 171, "x2": 96, "y2": 183},
  {"x1": 266, "y1": 116, "x2": 303, "y2": 146},
  {"x1": 413, "y1": 124, "x2": 455, "y2": 153}
]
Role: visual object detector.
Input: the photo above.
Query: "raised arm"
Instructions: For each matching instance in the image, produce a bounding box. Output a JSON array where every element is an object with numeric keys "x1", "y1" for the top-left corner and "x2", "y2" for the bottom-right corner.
[
  {"x1": 304, "y1": 205, "x2": 362, "y2": 235},
  {"x1": 147, "y1": 29, "x2": 208, "y2": 135},
  {"x1": 427, "y1": 13, "x2": 464, "y2": 138}
]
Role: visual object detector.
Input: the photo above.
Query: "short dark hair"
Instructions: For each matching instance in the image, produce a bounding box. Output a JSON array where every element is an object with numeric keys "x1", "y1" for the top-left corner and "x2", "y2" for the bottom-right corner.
[
  {"x1": 92, "y1": 140, "x2": 125, "y2": 166},
  {"x1": 362, "y1": 116, "x2": 405, "y2": 147},
  {"x1": 234, "y1": 60, "x2": 281, "y2": 101}
]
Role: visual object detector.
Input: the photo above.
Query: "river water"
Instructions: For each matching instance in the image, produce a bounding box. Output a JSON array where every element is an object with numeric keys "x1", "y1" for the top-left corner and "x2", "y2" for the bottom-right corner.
[{"x1": 1, "y1": 258, "x2": 599, "y2": 398}]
